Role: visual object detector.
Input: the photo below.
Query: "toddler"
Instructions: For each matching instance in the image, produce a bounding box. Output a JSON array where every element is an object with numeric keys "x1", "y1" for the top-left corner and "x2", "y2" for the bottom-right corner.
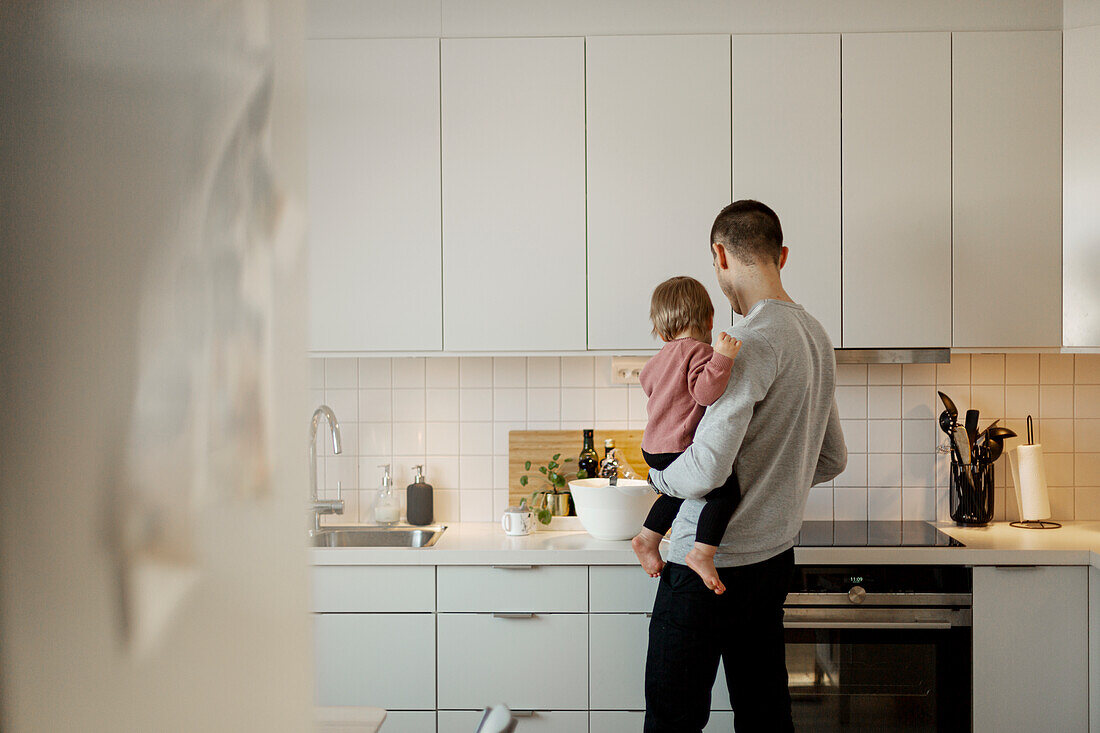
[{"x1": 632, "y1": 276, "x2": 742, "y2": 594}]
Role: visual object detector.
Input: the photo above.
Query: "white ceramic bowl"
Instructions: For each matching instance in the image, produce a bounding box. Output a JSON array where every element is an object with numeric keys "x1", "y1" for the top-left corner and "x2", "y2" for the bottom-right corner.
[{"x1": 568, "y1": 478, "x2": 656, "y2": 541}]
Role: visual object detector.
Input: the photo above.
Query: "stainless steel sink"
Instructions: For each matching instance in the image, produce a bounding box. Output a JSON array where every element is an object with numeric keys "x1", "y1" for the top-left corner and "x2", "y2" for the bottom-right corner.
[{"x1": 309, "y1": 525, "x2": 447, "y2": 548}]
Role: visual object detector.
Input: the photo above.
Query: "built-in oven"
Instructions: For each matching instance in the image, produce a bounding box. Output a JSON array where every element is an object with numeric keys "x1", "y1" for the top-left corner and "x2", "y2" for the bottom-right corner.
[{"x1": 782, "y1": 565, "x2": 972, "y2": 732}]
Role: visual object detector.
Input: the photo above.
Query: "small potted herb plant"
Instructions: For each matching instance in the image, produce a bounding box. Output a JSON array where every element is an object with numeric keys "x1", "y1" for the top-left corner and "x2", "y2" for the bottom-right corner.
[{"x1": 519, "y1": 454, "x2": 589, "y2": 524}]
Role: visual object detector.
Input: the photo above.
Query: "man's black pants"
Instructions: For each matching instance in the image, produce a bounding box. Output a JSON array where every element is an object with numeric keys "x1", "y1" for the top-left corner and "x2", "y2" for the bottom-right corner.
[{"x1": 644, "y1": 549, "x2": 796, "y2": 733}]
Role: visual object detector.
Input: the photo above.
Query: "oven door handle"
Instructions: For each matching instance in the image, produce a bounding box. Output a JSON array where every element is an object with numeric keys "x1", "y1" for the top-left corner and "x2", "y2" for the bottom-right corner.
[{"x1": 783, "y1": 607, "x2": 971, "y2": 629}]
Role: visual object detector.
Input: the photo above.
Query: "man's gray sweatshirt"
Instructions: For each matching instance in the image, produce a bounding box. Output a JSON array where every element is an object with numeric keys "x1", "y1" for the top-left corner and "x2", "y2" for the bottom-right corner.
[{"x1": 648, "y1": 299, "x2": 847, "y2": 567}]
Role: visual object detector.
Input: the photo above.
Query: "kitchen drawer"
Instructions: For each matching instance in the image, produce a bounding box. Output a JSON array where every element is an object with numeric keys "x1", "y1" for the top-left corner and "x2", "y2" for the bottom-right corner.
[
  {"x1": 589, "y1": 711, "x2": 735, "y2": 732},
  {"x1": 312, "y1": 565, "x2": 434, "y2": 613},
  {"x1": 437, "y1": 565, "x2": 587, "y2": 613},
  {"x1": 589, "y1": 566, "x2": 659, "y2": 612},
  {"x1": 437, "y1": 613, "x2": 588, "y2": 710},
  {"x1": 439, "y1": 710, "x2": 588, "y2": 732},
  {"x1": 373, "y1": 711, "x2": 435, "y2": 733},
  {"x1": 314, "y1": 614, "x2": 435, "y2": 709},
  {"x1": 589, "y1": 614, "x2": 731, "y2": 711}
]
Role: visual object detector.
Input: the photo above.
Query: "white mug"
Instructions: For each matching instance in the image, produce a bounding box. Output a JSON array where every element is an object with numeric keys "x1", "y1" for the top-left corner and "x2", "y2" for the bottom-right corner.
[{"x1": 501, "y1": 507, "x2": 537, "y2": 536}]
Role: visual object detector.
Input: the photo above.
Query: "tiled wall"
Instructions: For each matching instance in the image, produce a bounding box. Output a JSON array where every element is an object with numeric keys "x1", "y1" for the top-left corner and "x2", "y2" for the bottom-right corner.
[{"x1": 310, "y1": 353, "x2": 1100, "y2": 525}]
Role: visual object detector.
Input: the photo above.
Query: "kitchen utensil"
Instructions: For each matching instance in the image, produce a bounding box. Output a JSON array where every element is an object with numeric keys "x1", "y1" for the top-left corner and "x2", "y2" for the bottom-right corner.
[
  {"x1": 568, "y1": 478, "x2": 656, "y2": 540},
  {"x1": 937, "y1": 391, "x2": 959, "y2": 423},
  {"x1": 964, "y1": 410, "x2": 980, "y2": 452},
  {"x1": 985, "y1": 429, "x2": 1017, "y2": 463},
  {"x1": 952, "y1": 425, "x2": 972, "y2": 465},
  {"x1": 939, "y1": 410, "x2": 956, "y2": 437}
]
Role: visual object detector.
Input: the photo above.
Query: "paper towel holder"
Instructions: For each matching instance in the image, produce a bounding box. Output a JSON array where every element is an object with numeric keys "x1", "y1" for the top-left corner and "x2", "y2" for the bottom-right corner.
[{"x1": 1010, "y1": 417, "x2": 1061, "y2": 530}]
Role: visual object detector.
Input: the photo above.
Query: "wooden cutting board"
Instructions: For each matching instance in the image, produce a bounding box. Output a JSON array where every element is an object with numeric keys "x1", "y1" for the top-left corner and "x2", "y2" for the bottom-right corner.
[{"x1": 508, "y1": 429, "x2": 648, "y2": 506}]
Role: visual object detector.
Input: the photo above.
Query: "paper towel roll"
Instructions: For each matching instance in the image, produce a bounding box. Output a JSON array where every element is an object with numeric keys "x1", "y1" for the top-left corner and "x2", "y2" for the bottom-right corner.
[{"x1": 1009, "y1": 444, "x2": 1051, "y2": 521}]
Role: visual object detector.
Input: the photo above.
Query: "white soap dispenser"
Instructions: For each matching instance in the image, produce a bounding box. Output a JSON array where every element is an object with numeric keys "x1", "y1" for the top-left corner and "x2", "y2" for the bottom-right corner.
[{"x1": 374, "y1": 464, "x2": 400, "y2": 525}]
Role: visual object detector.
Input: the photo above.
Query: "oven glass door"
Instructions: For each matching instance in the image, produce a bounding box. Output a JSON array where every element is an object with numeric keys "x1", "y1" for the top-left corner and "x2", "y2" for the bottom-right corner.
[{"x1": 784, "y1": 625, "x2": 971, "y2": 732}]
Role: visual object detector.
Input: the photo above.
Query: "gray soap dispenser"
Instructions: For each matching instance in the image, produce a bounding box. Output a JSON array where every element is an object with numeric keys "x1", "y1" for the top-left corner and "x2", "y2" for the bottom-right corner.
[{"x1": 406, "y1": 464, "x2": 434, "y2": 526}]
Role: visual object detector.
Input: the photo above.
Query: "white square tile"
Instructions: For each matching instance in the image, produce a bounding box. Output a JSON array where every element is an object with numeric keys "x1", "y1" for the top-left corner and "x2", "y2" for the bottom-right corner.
[
  {"x1": 593, "y1": 420, "x2": 628, "y2": 431},
  {"x1": 935, "y1": 453, "x2": 951, "y2": 489},
  {"x1": 802, "y1": 487, "x2": 833, "y2": 520},
  {"x1": 867, "y1": 386, "x2": 901, "y2": 419},
  {"x1": 628, "y1": 387, "x2": 649, "y2": 424},
  {"x1": 867, "y1": 420, "x2": 901, "y2": 453},
  {"x1": 1046, "y1": 453, "x2": 1074, "y2": 487},
  {"x1": 1075, "y1": 420, "x2": 1100, "y2": 452},
  {"x1": 1076, "y1": 386, "x2": 1100, "y2": 418},
  {"x1": 491, "y1": 388, "x2": 525, "y2": 421},
  {"x1": 358, "y1": 457, "x2": 391, "y2": 490},
  {"x1": 392, "y1": 357, "x2": 425, "y2": 388},
  {"x1": 1040, "y1": 353, "x2": 1074, "y2": 384},
  {"x1": 562, "y1": 357, "x2": 595, "y2": 387},
  {"x1": 1076, "y1": 453, "x2": 1100, "y2": 487},
  {"x1": 902, "y1": 363, "x2": 936, "y2": 385},
  {"x1": 325, "y1": 358, "x2": 359, "y2": 388},
  {"x1": 561, "y1": 388, "x2": 595, "y2": 422},
  {"x1": 459, "y1": 455, "x2": 493, "y2": 489},
  {"x1": 1076, "y1": 355, "x2": 1100, "y2": 384},
  {"x1": 595, "y1": 388, "x2": 630, "y2": 422},
  {"x1": 902, "y1": 420, "x2": 937, "y2": 454},
  {"x1": 359, "y1": 389, "x2": 392, "y2": 422},
  {"x1": 901, "y1": 386, "x2": 937, "y2": 420},
  {"x1": 839, "y1": 420, "x2": 867, "y2": 453},
  {"x1": 1073, "y1": 487, "x2": 1100, "y2": 520},
  {"x1": 902, "y1": 454, "x2": 936, "y2": 488},
  {"x1": 310, "y1": 359, "x2": 325, "y2": 389},
  {"x1": 902, "y1": 488, "x2": 935, "y2": 521},
  {"x1": 528, "y1": 388, "x2": 562, "y2": 421},
  {"x1": 324, "y1": 456, "x2": 359, "y2": 492},
  {"x1": 833, "y1": 488, "x2": 868, "y2": 521},
  {"x1": 461, "y1": 388, "x2": 494, "y2": 421},
  {"x1": 867, "y1": 364, "x2": 901, "y2": 385},
  {"x1": 460, "y1": 357, "x2": 493, "y2": 388},
  {"x1": 527, "y1": 357, "x2": 561, "y2": 387},
  {"x1": 936, "y1": 354, "x2": 970, "y2": 385},
  {"x1": 562, "y1": 420, "x2": 593, "y2": 430},
  {"x1": 1005, "y1": 386, "x2": 1039, "y2": 419},
  {"x1": 969, "y1": 385, "x2": 1004, "y2": 421},
  {"x1": 834, "y1": 454, "x2": 868, "y2": 487},
  {"x1": 324, "y1": 389, "x2": 359, "y2": 424},
  {"x1": 494, "y1": 422, "x2": 525, "y2": 456},
  {"x1": 393, "y1": 389, "x2": 426, "y2": 422},
  {"x1": 1039, "y1": 385, "x2": 1074, "y2": 419},
  {"x1": 493, "y1": 357, "x2": 527, "y2": 388},
  {"x1": 1005, "y1": 353, "x2": 1039, "y2": 385},
  {"x1": 836, "y1": 364, "x2": 867, "y2": 385},
  {"x1": 309, "y1": 389, "x2": 325, "y2": 421},
  {"x1": 425, "y1": 456, "x2": 459, "y2": 490},
  {"x1": 493, "y1": 457, "x2": 510, "y2": 490},
  {"x1": 425, "y1": 357, "x2": 459, "y2": 388},
  {"x1": 461, "y1": 422, "x2": 494, "y2": 455},
  {"x1": 391, "y1": 456, "x2": 425, "y2": 488},
  {"x1": 836, "y1": 386, "x2": 868, "y2": 420},
  {"x1": 358, "y1": 358, "x2": 392, "y2": 388},
  {"x1": 426, "y1": 388, "x2": 460, "y2": 421},
  {"x1": 493, "y1": 488, "x2": 512, "y2": 518},
  {"x1": 868, "y1": 488, "x2": 902, "y2": 521},
  {"x1": 359, "y1": 422, "x2": 392, "y2": 456},
  {"x1": 426, "y1": 422, "x2": 459, "y2": 455},
  {"x1": 434, "y1": 489, "x2": 461, "y2": 522},
  {"x1": 970, "y1": 354, "x2": 1005, "y2": 385},
  {"x1": 867, "y1": 454, "x2": 901, "y2": 488},
  {"x1": 594, "y1": 357, "x2": 617, "y2": 388},
  {"x1": 460, "y1": 490, "x2": 494, "y2": 522},
  {"x1": 1048, "y1": 487, "x2": 1074, "y2": 520},
  {"x1": 529, "y1": 420, "x2": 563, "y2": 430}
]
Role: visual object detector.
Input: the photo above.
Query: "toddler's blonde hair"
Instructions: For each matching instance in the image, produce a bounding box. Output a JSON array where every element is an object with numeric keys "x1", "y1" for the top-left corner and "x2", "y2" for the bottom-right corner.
[{"x1": 649, "y1": 276, "x2": 714, "y2": 342}]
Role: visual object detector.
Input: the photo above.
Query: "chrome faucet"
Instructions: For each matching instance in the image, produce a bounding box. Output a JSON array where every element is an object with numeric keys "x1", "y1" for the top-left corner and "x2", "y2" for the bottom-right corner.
[{"x1": 310, "y1": 404, "x2": 344, "y2": 531}]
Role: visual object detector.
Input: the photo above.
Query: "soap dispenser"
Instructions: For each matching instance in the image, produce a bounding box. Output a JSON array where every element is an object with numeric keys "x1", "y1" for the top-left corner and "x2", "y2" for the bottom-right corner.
[
  {"x1": 374, "y1": 464, "x2": 400, "y2": 525},
  {"x1": 406, "y1": 464, "x2": 434, "y2": 526}
]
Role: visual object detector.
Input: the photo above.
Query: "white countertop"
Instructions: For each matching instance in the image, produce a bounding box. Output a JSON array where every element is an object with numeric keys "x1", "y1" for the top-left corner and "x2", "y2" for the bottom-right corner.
[{"x1": 310, "y1": 521, "x2": 1100, "y2": 567}]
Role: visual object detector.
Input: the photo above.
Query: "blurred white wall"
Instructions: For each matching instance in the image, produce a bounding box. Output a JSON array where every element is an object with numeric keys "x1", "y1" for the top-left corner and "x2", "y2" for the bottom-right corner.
[{"x1": 0, "y1": 2, "x2": 314, "y2": 731}]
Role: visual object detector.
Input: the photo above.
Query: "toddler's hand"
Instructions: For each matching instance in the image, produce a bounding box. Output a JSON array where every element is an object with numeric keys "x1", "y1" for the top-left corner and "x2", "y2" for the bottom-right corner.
[{"x1": 714, "y1": 332, "x2": 741, "y2": 360}]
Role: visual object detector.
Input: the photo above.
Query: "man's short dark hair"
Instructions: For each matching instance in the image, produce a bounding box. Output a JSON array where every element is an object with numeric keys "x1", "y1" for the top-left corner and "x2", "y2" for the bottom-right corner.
[{"x1": 710, "y1": 200, "x2": 783, "y2": 266}]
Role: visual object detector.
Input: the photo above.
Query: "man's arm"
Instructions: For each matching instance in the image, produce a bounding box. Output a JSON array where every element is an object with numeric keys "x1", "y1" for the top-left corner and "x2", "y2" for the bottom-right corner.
[
  {"x1": 813, "y1": 399, "x2": 847, "y2": 485},
  {"x1": 649, "y1": 334, "x2": 776, "y2": 500}
]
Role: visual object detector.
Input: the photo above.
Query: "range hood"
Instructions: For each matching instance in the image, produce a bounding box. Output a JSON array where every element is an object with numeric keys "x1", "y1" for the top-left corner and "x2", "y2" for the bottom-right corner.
[{"x1": 834, "y1": 349, "x2": 950, "y2": 364}]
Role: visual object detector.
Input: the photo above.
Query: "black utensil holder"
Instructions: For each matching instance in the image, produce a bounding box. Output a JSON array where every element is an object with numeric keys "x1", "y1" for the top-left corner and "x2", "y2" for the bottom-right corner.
[{"x1": 949, "y1": 460, "x2": 994, "y2": 526}]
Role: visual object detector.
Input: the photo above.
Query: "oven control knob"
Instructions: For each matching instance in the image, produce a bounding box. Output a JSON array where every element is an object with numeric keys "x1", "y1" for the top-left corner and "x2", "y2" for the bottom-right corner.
[{"x1": 848, "y1": 586, "x2": 867, "y2": 604}]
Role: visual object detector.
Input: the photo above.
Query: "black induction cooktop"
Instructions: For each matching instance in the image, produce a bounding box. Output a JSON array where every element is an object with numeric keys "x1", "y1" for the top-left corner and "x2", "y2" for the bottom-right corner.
[{"x1": 794, "y1": 521, "x2": 963, "y2": 547}]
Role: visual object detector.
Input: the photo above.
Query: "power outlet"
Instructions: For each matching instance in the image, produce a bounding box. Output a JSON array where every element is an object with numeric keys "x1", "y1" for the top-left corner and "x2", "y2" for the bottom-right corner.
[{"x1": 610, "y1": 356, "x2": 650, "y2": 384}]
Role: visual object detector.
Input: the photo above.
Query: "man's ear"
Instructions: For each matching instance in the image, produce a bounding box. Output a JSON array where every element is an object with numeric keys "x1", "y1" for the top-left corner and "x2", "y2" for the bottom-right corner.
[
  {"x1": 778, "y1": 246, "x2": 789, "y2": 270},
  {"x1": 712, "y1": 243, "x2": 729, "y2": 270}
]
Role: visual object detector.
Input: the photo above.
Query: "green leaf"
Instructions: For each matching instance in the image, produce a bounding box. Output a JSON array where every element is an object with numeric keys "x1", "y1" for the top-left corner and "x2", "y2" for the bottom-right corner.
[
  {"x1": 548, "y1": 471, "x2": 560, "y2": 486},
  {"x1": 519, "y1": 475, "x2": 528, "y2": 486},
  {"x1": 577, "y1": 468, "x2": 588, "y2": 479},
  {"x1": 547, "y1": 461, "x2": 558, "y2": 470},
  {"x1": 539, "y1": 466, "x2": 547, "y2": 474},
  {"x1": 524, "y1": 460, "x2": 531, "y2": 470},
  {"x1": 537, "y1": 508, "x2": 552, "y2": 524},
  {"x1": 552, "y1": 453, "x2": 561, "y2": 461},
  {"x1": 563, "y1": 457, "x2": 574, "y2": 463}
]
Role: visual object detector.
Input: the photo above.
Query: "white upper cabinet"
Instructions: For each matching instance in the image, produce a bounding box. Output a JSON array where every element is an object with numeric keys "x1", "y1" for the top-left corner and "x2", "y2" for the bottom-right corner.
[
  {"x1": 585, "y1": 35, "x2": 733, "y2": 351},
  {"x1": 841, "y1": 33, "x2": 952, "y2": 348},
  {"x1": 952, "y1": 31, "x2": 1062, "y2": 348},
  {"x1": 441, "y1": 38, "x2": 587, "y2": 351},
  {"x1": 306, "y1": 39, "x2": 442, "y2": 352},
  {"x1": 733, "y1": 34, "x2": 841, "y2": 346}
]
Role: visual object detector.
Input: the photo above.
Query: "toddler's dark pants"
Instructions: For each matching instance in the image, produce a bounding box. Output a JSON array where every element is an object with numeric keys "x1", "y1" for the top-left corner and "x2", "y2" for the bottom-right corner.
[{"x1": 641, "y1": 449, "x2": 741, "y2": 546}]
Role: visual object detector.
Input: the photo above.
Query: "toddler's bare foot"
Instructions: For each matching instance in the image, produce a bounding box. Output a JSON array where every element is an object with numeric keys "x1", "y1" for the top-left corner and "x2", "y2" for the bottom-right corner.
[
  {"x1": 686, "y1": 543, "x2": 725, "y2": 594},
  {"x1": 631, "y1": 528, "x2": 666, "y2": 577}
]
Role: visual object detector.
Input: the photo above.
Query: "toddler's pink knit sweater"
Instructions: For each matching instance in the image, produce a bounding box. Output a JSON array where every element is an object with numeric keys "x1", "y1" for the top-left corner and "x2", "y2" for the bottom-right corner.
[{"x1": 638, "y1": 338, "x2": 734, "y2": 454}]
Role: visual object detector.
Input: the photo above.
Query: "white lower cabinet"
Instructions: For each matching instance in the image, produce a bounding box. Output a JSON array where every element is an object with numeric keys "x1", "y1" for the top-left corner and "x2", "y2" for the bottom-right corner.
[
  {"x1": 314, "y1": 613, "x2": 435, "y2": 709},
  {"x1": 437, "y1": 613, "x2": 588, "y2": 710},
  {"x1": 589, "y1": 711, "x2": 734, "y2": 732},
  {"x1": 379, "y1": 711, "x2": 436, "y2": 733},
  {"x1": 973, "y1": 566, "x2": 1088, "y2": 733},
  {"x1": 439, "y1": 710, "x2": 588, "y2": 732}
]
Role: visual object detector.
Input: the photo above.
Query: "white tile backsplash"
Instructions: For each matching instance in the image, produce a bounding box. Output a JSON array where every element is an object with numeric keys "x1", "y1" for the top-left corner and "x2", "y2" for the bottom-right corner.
[{"x1": 317, "y1": 354, "x2": 1100, "y2": 522}]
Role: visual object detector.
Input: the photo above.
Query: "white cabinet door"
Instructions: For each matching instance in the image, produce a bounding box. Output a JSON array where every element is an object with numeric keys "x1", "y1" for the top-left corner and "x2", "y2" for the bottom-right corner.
[
  {"x1": 306, "y1": 39, "x2": 442, "y2": 353},
  {"x1": 585, "y1": 35, "x2": 733, "y2": 351},
  {"x1": 436, "y1": 565, "x2": 587, "y2": 613},
  {"x1": 437, "y1": 614, "x2": 589, "y2": 710},
  {"x1": 973, "y1": 566, "x2": 1088, "y2": 732},
  {"x1": 952, "y1": 31, "x2": 1062, "y2": 348},
  {"x1": 841, "y1": 33, "x2": 951, "y2": 348},
  {"x1": 439, "y1": 710, "x2": 588, "y2": 732},
  {"x1": 733, "y1": 34, "x2": 841, "y2": 345},
  {"x1": 441, "y1": 38, "x2": 587, "y2": 351},
  {"x1": 314, "y1": 613, "x2": 435, "y2": 709},
  {"x1": 312, "y1": 565, "x2": 435, "y2": 613},
  {"x1": 1064, "y1": 25, "x2": 1100, "y2": 348}
]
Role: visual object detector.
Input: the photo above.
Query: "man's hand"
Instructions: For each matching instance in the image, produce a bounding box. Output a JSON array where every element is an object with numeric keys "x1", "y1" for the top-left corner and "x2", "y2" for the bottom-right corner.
[{"x1": 714, "y1": 332, "x2": 741, "y2": 360}]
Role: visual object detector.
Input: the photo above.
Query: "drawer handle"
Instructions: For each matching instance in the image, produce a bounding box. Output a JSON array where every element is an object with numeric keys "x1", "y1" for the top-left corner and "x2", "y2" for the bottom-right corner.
[
  {"x1": 491, "y1": 565, "x2": 535, "y2": 570},
  {"x1": 511, "y1": 711, "x2": 536, "y2": 718},
  {"x1": 995, "y1": 565, "x2": 1039, "y2": 570},
  {"x1": 492, "y1": 612, "x2": 536, "y2": 619}
]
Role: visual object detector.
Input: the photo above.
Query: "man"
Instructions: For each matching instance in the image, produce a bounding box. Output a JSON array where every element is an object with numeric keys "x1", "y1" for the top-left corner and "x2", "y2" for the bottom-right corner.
[{"x1": 644, "y1": 200, "x2": 847, "y2": 732}]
